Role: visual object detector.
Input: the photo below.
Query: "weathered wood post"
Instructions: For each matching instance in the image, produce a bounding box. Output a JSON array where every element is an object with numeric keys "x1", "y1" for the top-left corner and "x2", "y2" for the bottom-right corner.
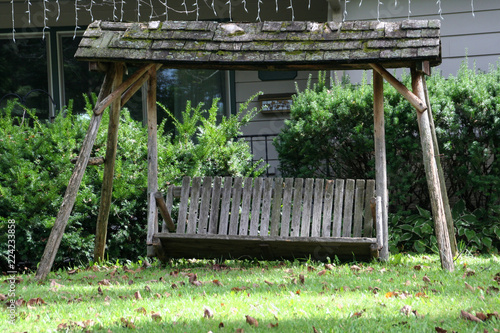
[
  {"x1": 93, "y1": 63, "x2": 124, "y2": 261},
  {"x1": 411, "y1": 67, "x2": 454, "y2": 271},
  {"x1": 35, "y1": 65, "x2": 115, "y2": 280},
  {"x1": 373, "y1": 70, "x2": 389, "y2": 260},
  {"x1": 146, "y1": 66, "x2": 159, "y2": 257},
  {"x1": 422, "y1": 77, "x2": 458, "y2": 256}
]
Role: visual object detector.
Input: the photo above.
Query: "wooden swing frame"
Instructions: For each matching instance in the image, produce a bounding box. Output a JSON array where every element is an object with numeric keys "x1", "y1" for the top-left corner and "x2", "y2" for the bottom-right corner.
[{"x1": 35, "y1": 19, "x2": 455, "y2": 280}]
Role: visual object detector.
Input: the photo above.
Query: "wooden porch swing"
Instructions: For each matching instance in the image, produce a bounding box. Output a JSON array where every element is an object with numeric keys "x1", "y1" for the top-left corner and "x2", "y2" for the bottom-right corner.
[{"x1": 36, "y1": 19, "x2": 455, "y2": 280}]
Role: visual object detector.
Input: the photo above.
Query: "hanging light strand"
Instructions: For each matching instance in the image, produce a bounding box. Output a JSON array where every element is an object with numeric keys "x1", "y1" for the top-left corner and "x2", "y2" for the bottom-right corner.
[
  {"x1": 74, "y1": 0, "x2": 80, "y2": 39},
  {"x1": 288, "y1": 0, "x2": 295, "y2": 21},
  {"x1": 471, "y1": 0, "x2": 475, "y2": 17},
  {"x1": 377, "y1": 0, "x2": 383, "y2": 21},
  {"x1": 408, "y1": 0, "x2": 411, "y2": 19},
  {"x1": 226, "y1": 0, "x2": 232, "y2": 21},
  {"x1": 56, "y1": 0, "x2": 61, "y2": 21},
  {"x1": 343, "y1": 0, "x2": 349, "y2": 21},
  {"x1": 42, "y1": 0, "x2": 49, "y2": 39},
  {"x1": 11, "y1": 0, "x2": 15, "y2": 42},
  {"x1": 256, "y1": 0, "x2": 262, "y2": 21},
  {"x1": 436, "y1": 0, "x2": 443, "y2": 19}
]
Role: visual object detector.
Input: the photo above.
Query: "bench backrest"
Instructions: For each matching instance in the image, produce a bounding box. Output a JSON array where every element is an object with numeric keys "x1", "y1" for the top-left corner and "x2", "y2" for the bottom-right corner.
[{"x1": 164, "y1": 176, "x2": 375, "y2": 238}]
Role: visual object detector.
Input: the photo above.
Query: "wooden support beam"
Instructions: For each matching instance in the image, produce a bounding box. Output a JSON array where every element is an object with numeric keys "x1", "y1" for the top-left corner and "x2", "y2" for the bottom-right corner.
[
  {"x1": 369, "y1": 63, "x2": 427, "y2": 113},
  {"x1": 35, "y1": 64, "x2": 115, "y2": 281},
  {"x1": 146, "y1": 66, "x2": 159, "y2": 255},
  {"x1": 411, "y1": 68, "x2": 454, "y2": 272},
  {"x1": 93, "y1": 63, "x2": 155, "y2": 116},
  {"x1": 121, "y1": 64, "x2": 162, "y2": 106},
  {"x1": 422, "y1": 77, "x2": 458, "y2": 256},
  {"x1": 93, "y1": 63, "x2": 124, "y2": 262},
  {"x1": 373, "y1": 70, "x2": 389, "y2": 261},
  {"x1": 154, "y1": 192, "x2": 176, "y2": 232}
]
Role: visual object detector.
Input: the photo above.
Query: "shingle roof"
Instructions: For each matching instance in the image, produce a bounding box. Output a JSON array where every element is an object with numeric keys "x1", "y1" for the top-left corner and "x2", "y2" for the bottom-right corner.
[{"x1": 75, "y1": 20, "x2": 441, "y2": 70}]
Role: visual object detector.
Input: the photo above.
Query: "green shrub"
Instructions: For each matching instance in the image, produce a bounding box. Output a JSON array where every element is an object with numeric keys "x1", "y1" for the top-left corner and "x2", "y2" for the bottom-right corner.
[
  {"x1": 0, "y1": 94, "x2": 263, "y2": 271},
  {"x1": 274, "y1": 63, "x2": 500, "y2": 252}
]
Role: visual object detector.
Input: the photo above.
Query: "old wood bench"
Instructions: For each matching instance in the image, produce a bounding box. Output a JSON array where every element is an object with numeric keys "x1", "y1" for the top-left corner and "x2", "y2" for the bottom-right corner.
[{"x1": 151, "y1": 176, "x2": 383, "y2": 262}]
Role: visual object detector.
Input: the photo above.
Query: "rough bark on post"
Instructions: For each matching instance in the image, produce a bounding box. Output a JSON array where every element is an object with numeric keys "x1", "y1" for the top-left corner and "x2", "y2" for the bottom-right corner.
[
  {"x1": 411, "y1": 68, "x2": 454, "y2": 271},
  {"x1": 93, "y1": 63, "x2": 124, "y2": 262},
  {"x1": 422, "y1": 77, "x2": 458, "y2": 256},
  {"x1": 373, "y1": 70, "x2": 389, "y2": 261},
  {"x1": 146, "y1": 67, "x2": 159, "y2": 257},
  {"x1": 35, "y1": 64, "x2": 114, "y2": 280}
]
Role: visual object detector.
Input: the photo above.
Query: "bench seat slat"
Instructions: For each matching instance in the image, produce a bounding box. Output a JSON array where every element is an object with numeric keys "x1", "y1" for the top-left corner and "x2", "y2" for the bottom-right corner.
[
  {"x1": 363, "y1": 179, "x2": 376, "y2": 237},
  {"x1": 280, "y1": 178, "x2": 294, "y2": 237},
  {"x1": 228, "y1": 177, "x2": 243, "y2": 235},
  {"x1": 198, "y1": 177, "x2": 213, "y2": 234},
  {"x1": 260, "y1": 178, "x2": 273, "y2": 236},
  {"x1": 208, "y1": 177, "x2": 222, "y2": 234},
  {"x1": 176, "y1": 176, "x2": 191, "y2": 234},
  {"x1": 270, "y1": 177, "x2": 283, "y2": 237},
  {"x1": 311, "y1": 178, "x2": 324, "y2": 237},
  {"x1": 300, "y1": 178, "x2": 314, "y2": 237},
  {"x1": 321, "y1": 179, "x2": 334, "y2": 237},
  {"x1": 218, "y1": 177, "x2": 232, "y2": 235},
  {"x1": 342, "y1": 179, "x2": 355, "y2": 237},
  {"x1": 239, "y1": 178, "x2": 253, "y2": 235},
  {"x1": 332, "y1": 179, "x2": 344, "y2": 237},
  {"x1": 186, "y1": 177, "x2": 202, "y2": 234},
  {"x1": 290, "y1": 178, "x2": 303, "y2": 237},
  {"x1": 249, "y1": 178, "x2": 263, "y2": 236},
  {"x1": 352, "y1": 179, "x2": 366, "y2": 237}
]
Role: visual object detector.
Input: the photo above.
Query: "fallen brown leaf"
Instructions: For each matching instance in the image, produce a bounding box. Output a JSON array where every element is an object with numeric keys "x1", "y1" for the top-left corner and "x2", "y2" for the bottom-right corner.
[
  {"x1": 98, "y1": 279, "x2": 111, "y2": 286},
  {"x1": 236, "y1": 329, "x2": 244, "y2": 333},
  {"x1": 264, "y1": 280, "x2": 274, "y2": 286},
  {"x1": 134, "y1": 291, "x2": 142, "y2": 300},
  {"x1": 151, "y1": 312, "x2": 162, "y2": 322},
  {"x1": 204, "y1": 306, "x2": 214, "y2": 319},
  {"x1": 423, "y1": 275, "x2": 431, "y2": 283},
  {"x1": 307, "y1": 266, "x2": 315, "y2": 272},
  {"x1": 144, "y1": 285, "x2": 152, "y2": 292},
  {"x1": 435, "y1": 326, "x2": 447, "y2": 332},
  {"x1": 135, "y1": 307, "x2": 147, "y2": 315},
  {"x1": 267, "y1": 322, "x2": 279, "y2": 328},
  {"x1": 414, "y1": 265, "x2": 422, "y2": 271},
  {"x1": 213, "y1": 279, "x2": 223, "y2": 286},
  {"x1": 400, "y1": 305, "x2": 412, "y2": 316},
  {"x1": 246, "y1": 315, "x2": 258, "y2": 327},
  {"x1": 313, "y1": 326, "x2": 319, "y2": 333},
  {"x1": 27, "y1": 297, "x2": 46, "y2": 306},
  {"x1": 325, "y1": 264, "x2": 334, "y2": 270},
  {"x1": 318, "y1": 270, "x2": 327, "y2": 276},
  {"x1": 350, "y1": 265, "x2": 361, "y2": 272},
  {"x1": 299, "y1": 274, "x2": 305, "y2": 284},
  {"x1": 218, "y1": 322, "x2": 224, "y2": 328},
  {"x1": 461, "y1": 310, "x2": 482, "y2": 322},
  {"x1": 120, "y1": 317, "x2": 136, "y2": 329},
  {"x1": 464, "y1": 282, "x2": 475, "y2": 291}
]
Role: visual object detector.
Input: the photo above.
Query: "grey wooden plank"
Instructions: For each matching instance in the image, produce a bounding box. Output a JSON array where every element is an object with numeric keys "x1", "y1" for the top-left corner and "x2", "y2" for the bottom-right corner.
[
  {"x1": 239, "y1": 178, "x2": 253, "y2": 236},
  {"x1": 342, "y1": 179, "x2": 356, "y2": 237},
  {"x1": 363, "y1": 179, "x2": 376, "y2": 237},
  {"x1": 186, "y1": 177, "x2": 202, "y2": 234},
  {"x1": 300, "y1": 178, "x2": 314, "y2": 237},
  {"x1": 208, "y1": 176, "x2": 222, "y2": 235},
  {"x1": 352, "y1": 179, "x2": 366, "y2": 237},
  {"x1": 249, "y1": 177, "x2": 263, "y2": 236},
  {"x1": 290, "y1": 178, "x2": 304, "y2": 237},
  {"x1": 321, "y1": 179, "x2": 334, "y2": 237},
  {"x1": 260, "y1": 178, "x2": 274, "y2": 236},
  {"x1": 332, "y1": 179, "x2": 344, "y2": 237},
  {"x1": 218, "y1": 177, "x2": 233, "y2": 235},
  {"x1": 280, "y1": 178, "x2": 294, "y2": 237},
  {"x1": 228, "y1": 177, "x2": 243, "y2": 235},
  {"x1": 311, "y1": 178, "x2": 324, "y2": 237},
  {"x1": 270, "y1": 177, "x2": 283, "y2": 236},
  {"x1": 163, "y1": 185, "x2": 174, "y2": 232},
  {"x1": 198, "y1": 177, "x2": 213, "y2": 234},
  {"x1": 176, "y1": 176, "x2": 191, "y2": 234}
]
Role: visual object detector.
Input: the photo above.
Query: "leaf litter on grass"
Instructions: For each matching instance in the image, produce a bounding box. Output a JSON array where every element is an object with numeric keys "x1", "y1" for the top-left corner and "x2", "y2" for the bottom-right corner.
[{"x1": 2, "y1": 254, "x2": 500, "y2": 332}]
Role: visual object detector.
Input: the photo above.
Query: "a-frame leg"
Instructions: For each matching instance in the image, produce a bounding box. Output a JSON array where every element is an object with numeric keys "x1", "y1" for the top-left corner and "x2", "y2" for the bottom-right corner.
[
  {"x1": 35, "y1": 65, "x2": 116, "y2": 280},
  {"x1": 411, "y1": 68, "x2": 454, "y2": 271},
  {"x1": 373, "y1": 70, "x2": 389, "y2": 260},
  {"x1": 94, "y1": 63, "x2": 125, "y2": 262}
]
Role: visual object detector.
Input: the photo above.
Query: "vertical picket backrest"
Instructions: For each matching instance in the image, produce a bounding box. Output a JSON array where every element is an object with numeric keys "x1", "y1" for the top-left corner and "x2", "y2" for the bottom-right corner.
[{"x1": 164, "y1": 177, "x2": 375, "y2": 238}]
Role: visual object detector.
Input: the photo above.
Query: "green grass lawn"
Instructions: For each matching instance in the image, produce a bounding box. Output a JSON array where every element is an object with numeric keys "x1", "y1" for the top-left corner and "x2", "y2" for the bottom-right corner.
[{"x1": 2, "y1": 254, "x2": 499, "y2": 332}]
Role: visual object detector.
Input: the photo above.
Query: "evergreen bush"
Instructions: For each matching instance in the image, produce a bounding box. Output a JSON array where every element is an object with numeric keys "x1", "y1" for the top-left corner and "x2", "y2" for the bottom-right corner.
[
  {"x1": 0, "y1": 94, "x2": 263, "y2": 271},
  {"x1": 274, "y1": 63, "x2": 500, "y2": 253}
]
